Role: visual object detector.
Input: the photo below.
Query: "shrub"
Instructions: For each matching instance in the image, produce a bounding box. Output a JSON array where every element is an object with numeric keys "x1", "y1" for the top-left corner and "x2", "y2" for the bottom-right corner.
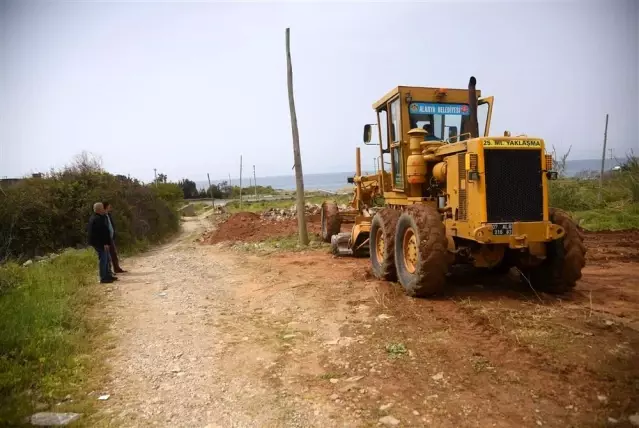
[{"x1": 0, "y1": 156, "x2": 179, "y2": 260}]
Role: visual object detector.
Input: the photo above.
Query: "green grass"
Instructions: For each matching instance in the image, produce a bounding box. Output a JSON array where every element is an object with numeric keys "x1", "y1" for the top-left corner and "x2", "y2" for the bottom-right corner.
[
  {"x1": 574, "y1": 203, "x2": 639, "y2": 231},
  {"x1": 550, "y1": 163, "x2": 639, "y2": 230},
  {"x1": 225, "y1": 193, "x2": 352, "y2": 214},
  {"x1": 385, "y1": 343, "x2": 408, "y2": 359},
  {"x1": 0, "y1": 249, "x2": 107, "y2": 425}
]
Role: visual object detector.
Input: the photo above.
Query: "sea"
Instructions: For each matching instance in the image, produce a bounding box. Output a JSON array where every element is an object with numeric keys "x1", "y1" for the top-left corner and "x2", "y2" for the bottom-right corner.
[
  {"x1": 196, "y1": 159, "x2": 621, "y2": 192},
  {"x1": 197, "y1": 171, "x2": 373, "y2": 192}
]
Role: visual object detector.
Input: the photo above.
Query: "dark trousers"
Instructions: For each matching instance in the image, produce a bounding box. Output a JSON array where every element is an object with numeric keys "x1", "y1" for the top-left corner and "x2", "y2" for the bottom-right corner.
[
  {"x1": 94, "y1": 246, "x2": 110, "y2": 281},
  {"x1": 109, "y1": 238, "x2": 122, "y2": 272}
]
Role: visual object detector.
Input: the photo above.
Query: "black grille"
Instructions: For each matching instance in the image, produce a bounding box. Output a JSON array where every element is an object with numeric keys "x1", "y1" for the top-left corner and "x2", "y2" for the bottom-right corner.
[{"x1": 484, "y1": 150, "x2": 543, "y2": 223}]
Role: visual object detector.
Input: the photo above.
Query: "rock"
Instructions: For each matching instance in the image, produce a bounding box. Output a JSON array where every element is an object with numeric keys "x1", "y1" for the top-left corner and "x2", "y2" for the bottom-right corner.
[
  {"x1": 158, "y1": 292, "x2": 167, "y2": 297},
  {"x1": 597, "y1": 394, "x2": 608, "y2": 403},
  {"x1": 22, "y1": 260, "x2": 33, "y2": 267},
  {"x1": 97, "y1": 394, "x2": 110, "y2": 400},
  {"x1": 282, "y1": 334, "x2": 296, "y2": 339},
  {"x1": 413, "y1": 410, "x2": 420, "y2": 416},
  {"x1": 30, "y1": 412, "x2": 82, "y2": 426},
  {"x1": 536, "y1": 421, "x2": 543, "y2": 426},
  {"x1": 604, "y1": 320, "x2": 615, "y2": 326},
  {"x1": 432, "y1": 372, "x2": 444, "y2": 381},
  {"x1": 330, "y1": 394, "x2": 339, "y2": 400},
  {"x1": 34, "y1": 255, "x2": 46, "y2": 262},
  {"x1": 180, "y1": 204, "x2": 196, "y2": 217},
  {"x1": 377, "y1": 314, "x2": 392, "y2": 320},
  {"x1": 345, "y1": 375, "x2": 365, "y2": 382},
  {"x1": 608, "y1": 417, "x2": 619, "y2": 424},
  {"x1": 379, "y1": 403, "x2": 393, "y2": 411},
  {"x1": 329, "y1": 378, "x2": 339, "y2": 384},
  {"x1": 629, "y1": 413, "x2": 639, "y2": 426},
  {"x1": 379, "y1": 415, "x2": 400, "y2": 426}
]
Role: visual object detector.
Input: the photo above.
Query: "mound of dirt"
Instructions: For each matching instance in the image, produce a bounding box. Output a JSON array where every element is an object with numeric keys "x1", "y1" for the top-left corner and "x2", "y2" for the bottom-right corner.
[{"x1": 201, "y1": 212, "x2": 322, "y2": 244}]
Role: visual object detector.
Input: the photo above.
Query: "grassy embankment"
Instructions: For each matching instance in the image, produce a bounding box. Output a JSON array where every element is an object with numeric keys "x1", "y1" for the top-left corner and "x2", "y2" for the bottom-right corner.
[
  {"x1": 0, "y1": 155, "x2": 182, "y2": 425},
  {"x1": 0, "y1": 251, "x2": 104, "y2": 424},
  {"x1": 550, "y1": 158, "x2": 639, "y2": 230}
]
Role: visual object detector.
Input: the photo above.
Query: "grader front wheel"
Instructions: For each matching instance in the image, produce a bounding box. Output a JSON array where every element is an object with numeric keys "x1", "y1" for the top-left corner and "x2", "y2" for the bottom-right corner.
[
  {"x1": 527, "y1": 208, "x2": 586, "y2": 293},
  {"x1": 394, "y1": 205, "x2": 450, "y2": 297},
  {"x1": 320, "y1": 202, "x2": 341, "y2": 243}
]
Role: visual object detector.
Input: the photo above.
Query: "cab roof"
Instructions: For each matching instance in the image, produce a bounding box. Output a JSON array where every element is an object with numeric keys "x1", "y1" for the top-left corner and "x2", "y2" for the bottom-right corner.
[{"x1": 372, "y1": 85, "x2": 481, "y2": 110}]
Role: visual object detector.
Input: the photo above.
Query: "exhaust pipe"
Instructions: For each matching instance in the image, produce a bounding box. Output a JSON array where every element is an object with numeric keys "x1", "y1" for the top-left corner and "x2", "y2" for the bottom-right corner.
[{"x1": 468, "y1": 76, "x2": 479, "y2": 139}]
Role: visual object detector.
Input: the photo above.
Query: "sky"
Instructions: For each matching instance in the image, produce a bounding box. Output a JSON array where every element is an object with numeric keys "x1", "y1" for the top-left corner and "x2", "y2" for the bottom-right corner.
[{"x1": 1, "y1": 0, "x2": 637, "y2": 183}]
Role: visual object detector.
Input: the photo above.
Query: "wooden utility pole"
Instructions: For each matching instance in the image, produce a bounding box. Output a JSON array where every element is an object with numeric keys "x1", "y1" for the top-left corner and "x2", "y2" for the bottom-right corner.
[
  {"x1": 207, "y1": 173, "x2": 214, "y2": 207},
  {"x1": 599, "y1": 114, "x2": 609, "y2": 202},
  {"x1": 253, "y1": 165, "x2": 257, "y2": 199},
  {"x1": 153, "y1": 168, "x2": 158, "y2": 188},
  {"x1": 286, "y1": 27, "x2": 309, "y2": 245},
  {"x1": 239, "y1": 155, "x2": 243, "y2": 209}
]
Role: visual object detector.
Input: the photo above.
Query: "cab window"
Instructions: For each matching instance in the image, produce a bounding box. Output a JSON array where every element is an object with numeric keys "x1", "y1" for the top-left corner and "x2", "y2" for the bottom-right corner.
[
  {"x1": 409, "y1": 102, "x2": 468, "y2": 142},
  {"x1": 389, "y1": 99, "x2": 403, "y2": 189}
]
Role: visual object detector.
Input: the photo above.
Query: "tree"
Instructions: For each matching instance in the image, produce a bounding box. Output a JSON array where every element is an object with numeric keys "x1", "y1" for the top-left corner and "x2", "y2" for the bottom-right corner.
[
  {"x1": 155, "y1": 173, "x2": 168, "y2": 184},
  {"x1": 178, "y1": 179, "x2": 199, "y2": 199}
]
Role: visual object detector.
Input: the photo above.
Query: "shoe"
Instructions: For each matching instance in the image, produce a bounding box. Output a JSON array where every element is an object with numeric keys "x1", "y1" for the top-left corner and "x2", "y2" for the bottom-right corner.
[
  {"x1": 115, "y1": 269, "x2": 127, "y2": 273},
  {"x1": 108, "y1": 276, "x2": 119, "y2": 281},
  {"x1": 100, "y1": 278, "x2": 114, "y2": 284}
]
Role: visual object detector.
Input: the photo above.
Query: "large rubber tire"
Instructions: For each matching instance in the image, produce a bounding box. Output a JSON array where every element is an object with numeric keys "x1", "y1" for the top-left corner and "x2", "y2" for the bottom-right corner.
[
  {"x1": 320, "y1": 201, "x2": 341, "y2": 243},
  {"x1": 528, "y1": 208, "x2": 586, "y2": 293},
  {"x1": 369, "y1": 208, "x2": 400, "y2": 281},
  {"x1": 394, "y1": 205, "x2": 450, "y2": 297}
]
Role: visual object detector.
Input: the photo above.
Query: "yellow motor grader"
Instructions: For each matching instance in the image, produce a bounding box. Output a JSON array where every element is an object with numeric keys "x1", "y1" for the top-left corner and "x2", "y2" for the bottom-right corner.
[{"x1": 321, "y1": 76, "x2": 586, "y2": 297}]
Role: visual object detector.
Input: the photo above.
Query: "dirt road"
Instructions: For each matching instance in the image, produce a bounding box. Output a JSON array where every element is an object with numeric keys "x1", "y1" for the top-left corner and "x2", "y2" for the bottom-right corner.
[{"x1": 93, "y1": 213, "x2": 639, "y2": 427}]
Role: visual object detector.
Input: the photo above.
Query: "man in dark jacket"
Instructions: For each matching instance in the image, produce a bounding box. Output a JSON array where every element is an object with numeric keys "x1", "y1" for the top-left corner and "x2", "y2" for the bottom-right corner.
[
  {"x1": 88, "y1": 202, "x2": 117, "y2": 283},
  {"x1": 103, "y1": 201, "x2": 126, "y2": 273}
]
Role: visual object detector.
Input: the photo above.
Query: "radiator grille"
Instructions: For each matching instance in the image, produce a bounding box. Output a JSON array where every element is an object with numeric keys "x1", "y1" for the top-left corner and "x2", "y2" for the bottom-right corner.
[
  {"x1": 458, "y1": 153, "x2": 467, "y2": 220},
  {"x1": 484, "y1": 150, "x2": 543, "y2": 223}
]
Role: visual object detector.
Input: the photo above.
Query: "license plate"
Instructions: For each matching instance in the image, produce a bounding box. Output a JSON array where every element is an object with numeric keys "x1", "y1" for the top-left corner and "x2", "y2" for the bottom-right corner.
[{"x1": 491, "y1": 223, "x2": 513, "y2": 236}]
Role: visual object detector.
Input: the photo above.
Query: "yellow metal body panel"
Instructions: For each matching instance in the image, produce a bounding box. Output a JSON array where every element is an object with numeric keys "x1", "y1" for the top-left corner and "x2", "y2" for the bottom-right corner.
[{"x1": 439, "y1": 136, "x2": 555, "y2": 243}]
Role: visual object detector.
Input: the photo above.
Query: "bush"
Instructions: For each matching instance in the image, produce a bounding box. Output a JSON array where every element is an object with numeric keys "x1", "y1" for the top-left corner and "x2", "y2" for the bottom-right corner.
[
  {"x1": 0, "y1": 156, "x2": 180, "y2": 260},
  {"x1": 549, "y1": 153, "x2": 639, "y2": 231}
]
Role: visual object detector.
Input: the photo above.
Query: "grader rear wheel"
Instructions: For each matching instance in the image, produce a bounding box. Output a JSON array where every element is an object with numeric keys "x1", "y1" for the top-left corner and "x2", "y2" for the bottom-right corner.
[
  {"x1": 527, "y1": 208, "x2": 586, "y2": 293},
  {"x1": 394, "y1": 205, "x2": 450, "y2": 297},
  {"x1": 320, "y1": 202, "x2": 341, "y2": 243},
  {"x1": 369, "y1": 208, "x2": 400, "y2": 281}
]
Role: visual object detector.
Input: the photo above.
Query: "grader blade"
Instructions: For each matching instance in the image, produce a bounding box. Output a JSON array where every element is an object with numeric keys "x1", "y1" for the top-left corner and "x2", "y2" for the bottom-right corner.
[{"x1": 330, "y1": 233, "x2": 353, "y2": 257}]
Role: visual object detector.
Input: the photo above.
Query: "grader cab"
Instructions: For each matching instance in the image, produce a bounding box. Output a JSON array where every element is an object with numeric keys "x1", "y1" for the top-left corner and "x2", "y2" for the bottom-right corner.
[{"x1": 321, "y1": 76, "x2": 586, "y2": 297}]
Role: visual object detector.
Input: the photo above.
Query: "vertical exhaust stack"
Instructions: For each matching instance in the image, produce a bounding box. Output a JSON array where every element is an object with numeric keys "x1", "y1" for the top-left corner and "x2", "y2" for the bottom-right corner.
[{"x1": 468, "y1": 76, "x2": 479, "y2": 139}]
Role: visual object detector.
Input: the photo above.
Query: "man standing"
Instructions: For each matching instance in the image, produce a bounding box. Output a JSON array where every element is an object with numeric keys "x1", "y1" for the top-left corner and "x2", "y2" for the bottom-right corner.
[
  {"x1": 88, "y1": 202, "x2": 117, "y2": 283},
  {"x1": 103, "y1": 201, "x2": 126, "y2": 274}
]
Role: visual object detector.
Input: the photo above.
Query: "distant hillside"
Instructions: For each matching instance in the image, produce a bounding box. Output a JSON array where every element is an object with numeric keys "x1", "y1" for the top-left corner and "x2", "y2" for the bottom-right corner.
[{"x1": 565, "y1": 159, "x2": 620, "y2": 177}]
